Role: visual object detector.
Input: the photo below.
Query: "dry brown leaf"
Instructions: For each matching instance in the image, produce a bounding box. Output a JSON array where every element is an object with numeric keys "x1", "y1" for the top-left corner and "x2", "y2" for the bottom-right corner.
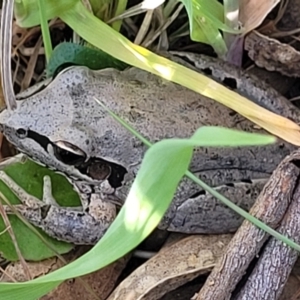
[
  {"x1": 1, "y1": 248, "x2": 130, "y2": 300},
  {"x1": 42, "y1": 256, "x2": 129, "y2": 300},
  {"x1": 108, "y1": 235, "x2": 232, "y2": 300},
  {"x1": 1, "y1": 258, "x2": 58, "y2": 282},
  {"x1": 240, "y1": 0, "x2": 280, "y2": 32}
]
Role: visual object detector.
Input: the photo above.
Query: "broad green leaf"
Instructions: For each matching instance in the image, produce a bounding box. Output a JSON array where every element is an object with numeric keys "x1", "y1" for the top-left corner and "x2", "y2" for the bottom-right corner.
[
  {"x1": 3, "y1": 159, "x2": 80, "y2": 207},
  {"x1": 14, "y1": 0, "x2": 76, "y2": 27},
  {"x1": 194, "y1": 15, "x2": 227, "y2": 58},
  {"x1": 179, "y1": 0, "x2": 227, "y2": 56},
  {"x1": 46, "y1": 42, "x2": 128, "y2": 77}
]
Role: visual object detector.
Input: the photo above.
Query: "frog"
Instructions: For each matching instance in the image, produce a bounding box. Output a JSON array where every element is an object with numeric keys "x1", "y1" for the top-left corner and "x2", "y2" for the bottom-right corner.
[{"x1": 0, "y1": 52, "x2": 298, "y2": 244}]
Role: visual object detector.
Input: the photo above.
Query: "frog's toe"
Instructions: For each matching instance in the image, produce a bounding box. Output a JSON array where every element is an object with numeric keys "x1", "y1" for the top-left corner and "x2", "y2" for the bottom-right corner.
[
  {"x1": 42, "y1": 175, "x2": 60, "y2": 206},
  {"x1": 0, "y1": 171, "x2": 42, "y2": 207}
]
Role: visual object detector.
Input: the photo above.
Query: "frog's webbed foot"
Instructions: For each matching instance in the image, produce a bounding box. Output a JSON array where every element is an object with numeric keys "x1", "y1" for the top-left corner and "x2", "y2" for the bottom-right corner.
[
  {"x1": 0, "y1": 171, "x2": 116, "y2": 244},
  {"x1": 0, "y1": 171, "x2": 80, "y2": 210},
  {"x1": 0, "y1": 171, "x2": 47, "y2": 209}
]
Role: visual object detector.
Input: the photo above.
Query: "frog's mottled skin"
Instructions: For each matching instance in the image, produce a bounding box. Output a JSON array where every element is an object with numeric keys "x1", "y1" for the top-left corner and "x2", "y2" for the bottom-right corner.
[{"x1": 0, "y1": 54, "x2": 298, "y2": 244}]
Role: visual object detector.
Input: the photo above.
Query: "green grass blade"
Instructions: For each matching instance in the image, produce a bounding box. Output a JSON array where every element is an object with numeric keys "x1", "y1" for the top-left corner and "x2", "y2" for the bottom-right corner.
[
  {"x1": 111, "y1": 0, "x2": 128, "y2": 31},
  {"x1": 37, "y1": 0, "x2": 52, "y2": 61}
]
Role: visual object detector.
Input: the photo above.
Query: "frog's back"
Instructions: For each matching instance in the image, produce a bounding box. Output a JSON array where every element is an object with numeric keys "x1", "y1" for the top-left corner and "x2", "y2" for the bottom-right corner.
[
  {"x1": 3, "y1": 65, "x2": 296, "y2": 175},
  {"x1": 87, "y1": 67, "x2": 253, "y2": 137}
]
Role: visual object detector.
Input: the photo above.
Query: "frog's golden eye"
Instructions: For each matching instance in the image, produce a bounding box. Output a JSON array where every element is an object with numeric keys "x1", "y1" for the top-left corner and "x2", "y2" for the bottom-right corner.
[{"x1": 52, "y1": 140, "x2": 87, "y2": 166}]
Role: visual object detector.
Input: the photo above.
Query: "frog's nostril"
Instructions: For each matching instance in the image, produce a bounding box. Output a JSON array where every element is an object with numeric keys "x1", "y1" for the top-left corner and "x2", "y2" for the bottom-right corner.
[{"x1": 16, "y1": 128, "x2": 28, "y2": 138}]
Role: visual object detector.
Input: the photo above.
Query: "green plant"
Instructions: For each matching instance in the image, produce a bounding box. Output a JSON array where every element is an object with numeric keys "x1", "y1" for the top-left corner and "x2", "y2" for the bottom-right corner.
[{"x1": 0, "y1": 1, "x2": 299, "y2": 299}]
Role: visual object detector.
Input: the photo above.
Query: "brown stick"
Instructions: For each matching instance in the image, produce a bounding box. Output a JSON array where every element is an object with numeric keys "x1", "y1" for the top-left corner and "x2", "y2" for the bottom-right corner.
[
  {"x1": 196, "y1": 150, "x2": 300, "y2": 300},
  {"x1": 235, "y1": 171, "x2": 300, "y2": 299}
]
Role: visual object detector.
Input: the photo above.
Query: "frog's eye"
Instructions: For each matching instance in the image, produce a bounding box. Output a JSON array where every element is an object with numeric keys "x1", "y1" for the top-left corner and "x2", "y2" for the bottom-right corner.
[{"x1": 52, "y1": 140, "x2": 87, "y2": 165}]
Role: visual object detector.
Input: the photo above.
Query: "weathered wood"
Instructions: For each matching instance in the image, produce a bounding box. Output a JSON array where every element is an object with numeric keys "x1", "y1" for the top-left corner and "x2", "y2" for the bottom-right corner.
[{"x1": 236, "y1": 172, "x2": 300, "y2": 299}]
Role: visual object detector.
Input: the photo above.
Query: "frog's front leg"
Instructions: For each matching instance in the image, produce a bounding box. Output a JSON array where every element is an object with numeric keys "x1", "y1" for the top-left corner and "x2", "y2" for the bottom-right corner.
[{"x1": 0, "y1": 171, "x2": 116, "y2": 245}]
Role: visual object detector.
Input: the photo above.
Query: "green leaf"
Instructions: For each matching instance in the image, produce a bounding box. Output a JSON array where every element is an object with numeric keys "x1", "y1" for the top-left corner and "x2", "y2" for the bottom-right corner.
[
  {"x1": 14, "y1": 0, "x2": 239, "y2": 58},
  {"x1": 178, "y1": 0, "x2": 241, "y2": 56},
  {"x1": 14, "y1": 0, "x2": 76, "y2": 27},
  {"x1": 46, "y1": 42, "x2": 128, "y2": 77},
  {"x1": 0, "y1": 158, "x2": 78, "y2": 261},
  {"x1": 37, "y1": 0, "x2": 53, "y2": 61}
]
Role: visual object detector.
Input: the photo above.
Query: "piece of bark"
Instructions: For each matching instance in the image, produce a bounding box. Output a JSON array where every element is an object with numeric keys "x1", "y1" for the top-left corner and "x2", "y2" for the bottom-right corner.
[
  {"x1": 108, "y1": 234, "x2": 232, "y2": 300},
  {"x1": 235, "y1": 175, "x2": 300, "y2": 299},
  {"x1": 245, "y1": 31, "x2": 300, "y2": 77},
  {"x1": 196, "y1": 150, "x2": 300, "y2": 300}
]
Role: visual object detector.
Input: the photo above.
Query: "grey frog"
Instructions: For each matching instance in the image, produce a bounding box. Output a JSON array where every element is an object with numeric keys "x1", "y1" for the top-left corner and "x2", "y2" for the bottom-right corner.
[{"x1": 0, "y1": 53, "x2": 298, "y2": 244}]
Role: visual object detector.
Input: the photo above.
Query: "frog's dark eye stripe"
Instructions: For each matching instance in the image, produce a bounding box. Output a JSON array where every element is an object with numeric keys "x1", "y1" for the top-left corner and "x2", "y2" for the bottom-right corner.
[
  {"x1": 26, "y1": 129, "x2": 50, "y2": 150},
  {"x1": 24, "y1": 129, "x2": 87, "y2": 166},
  {"x1": 14, "y1": 129, "x2": 127, "y2": 186}
]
